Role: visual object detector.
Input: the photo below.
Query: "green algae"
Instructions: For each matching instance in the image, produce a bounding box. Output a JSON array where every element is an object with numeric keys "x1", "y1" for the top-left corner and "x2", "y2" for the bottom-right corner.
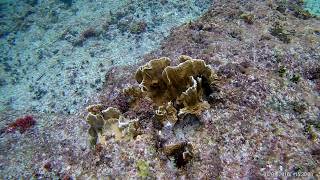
[
  {"x1": 270, "y1": 22, "x2": 292, "y2": 43},
  {"x1": 278, "y1": 66, "x2": 287, "y2": 77},
  {"x1": 275, "y1": 0, "x2": 316, "y2": 18},
  {"x1": 290, "y1": 74, "x2": 301, "y2": 83},
  {"x1": 136, "y1": 160, "x2": 150, "y2": 178},
  {"x1": 240, "y1": 13, "x2": 255, "y2": 24},
  {"x1": 305, "y1": 124, "x2": 318, "y2": 141}
]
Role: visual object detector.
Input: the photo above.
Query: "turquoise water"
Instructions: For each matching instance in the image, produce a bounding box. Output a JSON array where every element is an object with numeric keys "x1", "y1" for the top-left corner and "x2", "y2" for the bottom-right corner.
[{"x1": 304, "y1": 0, "x2": 320, "y2": 16}]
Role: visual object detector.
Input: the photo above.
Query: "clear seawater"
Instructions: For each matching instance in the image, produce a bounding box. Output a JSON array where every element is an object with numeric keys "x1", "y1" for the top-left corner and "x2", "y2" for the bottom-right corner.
[{"x1": 304, "y1": 0, "x2": 320, "y2": 16}]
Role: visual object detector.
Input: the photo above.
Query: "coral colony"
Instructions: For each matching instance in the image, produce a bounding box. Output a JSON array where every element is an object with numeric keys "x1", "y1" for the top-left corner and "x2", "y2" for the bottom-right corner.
[
  {"x1": 86, "y1": 55, "x2": 220, "y2": 147},
  {"x1": 85, "y1": 55, "x2": 220, "y2": 172}
]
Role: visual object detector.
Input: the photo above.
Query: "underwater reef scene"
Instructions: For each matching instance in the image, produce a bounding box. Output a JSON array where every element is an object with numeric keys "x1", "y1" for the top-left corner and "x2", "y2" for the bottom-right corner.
[
  {"x1": 0, "y1": 0, "x2": 211, "y2": 114},
  {"x1": 0, "y1": 0, "x2": 319, "y2": 179}
]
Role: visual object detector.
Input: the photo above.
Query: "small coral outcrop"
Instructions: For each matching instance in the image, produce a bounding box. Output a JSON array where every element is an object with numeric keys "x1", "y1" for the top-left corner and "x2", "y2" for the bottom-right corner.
[
  {"x1": 135, "y1": 57, "x2": 171, "y2": 104},
  {"x1": 85, "y1": 56, "x2": 220, "y2": 171},
  {"x1": 130, "y1": 21, "x2": 147, "y2": 34},
  {"x1": 86, "y1": 55, "x2": 219, "y2": 146},
  {"x1": 136, "y1": 55, "x2": 218, "y2": 118},
  {"x1": 86, "y1": 104, "x2": 140, "y2": 146}
]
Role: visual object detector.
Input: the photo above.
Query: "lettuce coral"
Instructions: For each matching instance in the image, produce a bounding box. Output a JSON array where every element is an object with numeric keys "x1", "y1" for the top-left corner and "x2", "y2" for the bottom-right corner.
[
  {"x1": 86, "y1": 105, "x2": 140, "y2": 146},
  {"x1": 136, "y1": 55, "x2": 218, "y2": 118},
  {"x1": 135, "y1": 57, "x2": 171, "y2": 104},
  {"x1": 155, "y1": 102, "x2": 178, "y2": 126},
  {"x1": 86, "y1": 55, "x2": 220, "y2": 146}
]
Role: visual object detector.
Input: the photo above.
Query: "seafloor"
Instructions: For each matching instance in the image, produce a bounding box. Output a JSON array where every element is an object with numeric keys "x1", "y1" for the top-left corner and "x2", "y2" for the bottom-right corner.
[
  {"x1": 0, "y1": 0, "x2": 320, "y2": 179},
  {"x1": 0, "y1": 0, "x2": 211, "y2": 114}
]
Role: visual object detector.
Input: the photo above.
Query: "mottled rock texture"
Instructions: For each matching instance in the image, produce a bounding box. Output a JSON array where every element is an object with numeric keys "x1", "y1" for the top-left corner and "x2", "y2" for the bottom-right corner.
[{"x1": 0, "y1": 0, "x2": 319, "y2": 179}]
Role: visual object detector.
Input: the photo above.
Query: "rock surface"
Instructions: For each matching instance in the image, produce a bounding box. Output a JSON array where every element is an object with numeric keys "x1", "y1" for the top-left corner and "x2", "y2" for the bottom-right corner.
[{"x1": 0, "y1": 0, "x2": 319, "y2": 179}]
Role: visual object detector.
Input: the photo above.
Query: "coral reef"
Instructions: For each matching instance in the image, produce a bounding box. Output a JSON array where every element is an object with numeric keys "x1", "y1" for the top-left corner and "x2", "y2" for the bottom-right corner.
[
  {"x1": 155, "y1": 102, "x2": 178, "y2": 126},
  {"x1": 162, "y1": 141, "x2": 194, "y2": 168},
  {"x1": 0, "y1": 0, "x2": 319, "y2": 179},
  {"x1": 83, "y1": 55, "x2": 222, "y2": 177},
  {"x1": 135, "y1": 57, "x2": 170, "y2": 104}
]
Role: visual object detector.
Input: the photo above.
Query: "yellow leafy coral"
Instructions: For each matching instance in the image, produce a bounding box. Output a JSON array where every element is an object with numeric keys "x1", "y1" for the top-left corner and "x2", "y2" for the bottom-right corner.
[
  {"x1": 162, "y1": 56, "x2": 215, "y2": 101},
  {"x1": 86, "y1": 55, "x2": 219, "y2": 146},
  {"x1": 86, "y1": 105, "x2": 140, "y2": 146},
  {"x1": 155, "y1": 102, "x2": 178, "y2": 125},
  {"x1": 135, "y1": 57, "x2": 171, "y2": 105},
  {"x1": 135, "y1": 55, "x2": 217, "y2": 117}
]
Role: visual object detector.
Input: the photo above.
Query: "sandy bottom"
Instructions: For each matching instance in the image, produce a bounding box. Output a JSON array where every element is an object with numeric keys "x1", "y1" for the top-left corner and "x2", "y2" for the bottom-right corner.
[{"x1": 0, "y1": 0, "x2": 212, "y2": 114}]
